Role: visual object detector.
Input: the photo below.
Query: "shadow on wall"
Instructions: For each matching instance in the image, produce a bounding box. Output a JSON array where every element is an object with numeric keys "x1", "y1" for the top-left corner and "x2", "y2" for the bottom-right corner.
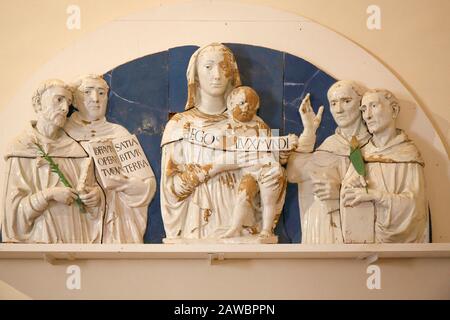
[{"x1": 396, "y1": 99, "x2": 448, "y2": 242}]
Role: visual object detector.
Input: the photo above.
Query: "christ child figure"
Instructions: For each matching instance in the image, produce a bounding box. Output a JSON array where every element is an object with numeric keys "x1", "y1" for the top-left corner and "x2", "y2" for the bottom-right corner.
[{"x1": 221, "y1": 86, "x2": 295, "y2": 239}]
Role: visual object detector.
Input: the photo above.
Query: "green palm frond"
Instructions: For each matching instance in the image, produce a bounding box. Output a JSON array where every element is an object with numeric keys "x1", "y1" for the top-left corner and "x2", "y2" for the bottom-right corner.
[
  {"x1": 349, "y1": 136, "x2": 367, "y2": 192},
  {"x1": 35, "y1": 143, "x2": 86, "y2": 213}
]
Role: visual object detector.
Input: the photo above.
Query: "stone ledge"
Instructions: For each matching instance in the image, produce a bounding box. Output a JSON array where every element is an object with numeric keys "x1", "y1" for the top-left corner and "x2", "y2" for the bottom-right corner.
[{"x1": 0, "y1": 243, "x2": 449, "y2": 261}]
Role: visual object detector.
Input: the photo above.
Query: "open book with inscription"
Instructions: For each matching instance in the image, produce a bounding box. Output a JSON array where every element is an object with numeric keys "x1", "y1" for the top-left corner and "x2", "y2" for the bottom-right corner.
[{"x1": 88, "y1": 134, "x2": 153, "y2": 188}]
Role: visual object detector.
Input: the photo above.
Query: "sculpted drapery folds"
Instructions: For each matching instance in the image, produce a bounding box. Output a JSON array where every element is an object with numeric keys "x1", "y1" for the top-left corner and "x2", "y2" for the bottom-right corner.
[
  {"x1": 161, "y1": 43, "x2": 246, "y2": 240},
  {"x1": 2, "y1": 49, "x2": 431, "y2": 245},
  {"x1": 160, "y1": 43, "x2": 323, "y2": 242},
  {"x1": 287, "y1": 80, "x2": 370, "y2": 244},
  {"x1": 65, "y1": 74, "x2": 156, "y2": 244},
  {"x1": 341, "y1": 89, "x2": 429, "y2": 243},
  {"x1": 221, "y1": 86, "x2": 291, "y2": 239},
  {"x1": 0, "y1": 41, "x2": 433, "y2": 246},
  {"x1": 2, "y1": 79, "x2": 105, "y2": 243}
]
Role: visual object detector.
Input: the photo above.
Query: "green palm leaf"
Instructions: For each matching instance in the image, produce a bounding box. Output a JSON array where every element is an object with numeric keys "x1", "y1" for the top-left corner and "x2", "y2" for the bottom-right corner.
[
  {"x1": 35, "y1": 143, "x2": 86, "y2": 213},
  {"x1": 349, "y1": 136, "x2": 368, "y2": 192},
  {"x1": 350, "y1": 147, "x2": 366, "y2": 176}
]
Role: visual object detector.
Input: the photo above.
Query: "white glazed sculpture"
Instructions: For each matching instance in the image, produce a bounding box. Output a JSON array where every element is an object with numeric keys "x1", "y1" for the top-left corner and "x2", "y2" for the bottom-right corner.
[
  {"x1": 64, "y1": 75, "x2": 157, "y2": 244},
  {"x1": 2, "y1": 79, "x2": 105, "y2": 243},
  {"x1": 287, "y1": 80, "x2": 370, "y2": 244},
  {"x1": 160, "y1": 44, "x2": 243, "y2": 243},
  {"x1": 341, "y1": 89, "x2": 429, "y2": 243},
  {"x1": 220, "y1": 86, "x2": 295, "y2": 240},
  {"x1": 160, "y1": 43, "x2": 321, "y2": 243}
]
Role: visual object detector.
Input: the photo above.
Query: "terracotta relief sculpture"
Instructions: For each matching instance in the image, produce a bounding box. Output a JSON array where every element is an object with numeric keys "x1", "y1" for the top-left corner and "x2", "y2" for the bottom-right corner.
[
  {"x1": 160, "y1": 43, "x2": 322, "y2": 243},
  {"x1": 288, "y1": 82, "x2": 429, "y2": 244},
  {"x1": 341, "y1": 89, "x2": 429, "y2": 243},
  {"x1": 288, "y1": 80, "x2": 370, "y2": 244},
  {"x1": 65, "y1": 75, "x2": 156, "y2": 243},
  {"x1": 1, "y1": 46, "x2": 429, "y2": 245},
  {"x1": 221, "y1": 86, "x2": 295, "y2": 240},
  {"x1": 2, "y1": 79, "x2": 105, "y2": 243}
]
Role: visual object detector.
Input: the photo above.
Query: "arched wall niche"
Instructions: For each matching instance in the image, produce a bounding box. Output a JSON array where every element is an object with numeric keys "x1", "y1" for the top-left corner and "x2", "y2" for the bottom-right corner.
[{"x1": 1, "y1": 0, "x2": 448, "y2": 242}]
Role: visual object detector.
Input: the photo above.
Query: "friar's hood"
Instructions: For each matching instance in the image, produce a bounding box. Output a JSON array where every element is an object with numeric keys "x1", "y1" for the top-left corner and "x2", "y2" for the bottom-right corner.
[
  {"x1": 362, "y1": 129, "x2": 424, "y2": 166},
  {"x1": 5, "y1": 121, "x2": 88, "y2": 159}
]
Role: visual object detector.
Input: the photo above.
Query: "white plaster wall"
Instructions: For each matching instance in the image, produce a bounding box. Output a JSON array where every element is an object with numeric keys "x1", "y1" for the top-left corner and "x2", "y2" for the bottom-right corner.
[{"x1": 1, "y1": 257, "x2": 449, "y2": 299}]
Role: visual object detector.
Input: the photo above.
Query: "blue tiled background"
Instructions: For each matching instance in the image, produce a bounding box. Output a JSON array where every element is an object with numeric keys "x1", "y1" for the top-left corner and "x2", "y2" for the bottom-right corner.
[
  {"x1": 102, "y1": 43, "x2": 337, "y2": 243},
  {"x1": 0, "y1": 43, "x2": 337, "y2": 244}
]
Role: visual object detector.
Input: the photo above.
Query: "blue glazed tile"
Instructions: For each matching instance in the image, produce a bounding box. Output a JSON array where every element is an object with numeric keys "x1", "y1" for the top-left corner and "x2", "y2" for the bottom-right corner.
[
  {"x1": 104, "y1": 44, "x2": 337, "y2": 244},
  {"x1": 105, "y1": 49, "x2": 169, "y2": 136},
  {"x1": 226, "y1": 43, "x2": 284, "y2": 131},
  {"x1": 282, "y1": 53, "x2": 337, "y2": 243},
  {"x1": 168, "y1": 45, "x2": 199, "y2": 113},
  {"x1": 138, "y1": 134, "x2": 165, "y2": 243},
  {"x1": 94, "y1": 44, "x2": 337, "y2": 244},
  {"x1": 283, "y1": 53, "x2": 337, "y2": 146},
  {"x1": 107, "y1": 51, "x2": 168, "y2": 109},
  {"x1": 282, "y1": 53, "x2": 318, "y2": 135},
  {"x1": 283, "y1": 83, "x2": 305, "y2": 136},
  {"x1": 274, "y1": 214, "x2": 290, "y2": 244},
  {"x1": 107, "y1": 101, "x2": 167, "y2": 136},
  {"x1": 103, "y1": 51, "x2": 169, "y2": 243},
  {"x1": 281, "y1": 183, "x2": 301, "y2": 243},
  {"x1": 1, "y1": 44, "x2": 341, "y2": 244},
  {"x1": 284, "y1": 53, "x2": 319, "y2": 84}
]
